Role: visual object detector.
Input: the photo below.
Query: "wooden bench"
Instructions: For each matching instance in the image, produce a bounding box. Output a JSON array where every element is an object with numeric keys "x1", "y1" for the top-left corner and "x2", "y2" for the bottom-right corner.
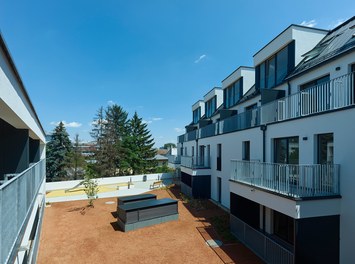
[{"x1": 150, "y1": 180, "x2": 163, "y2": 189}]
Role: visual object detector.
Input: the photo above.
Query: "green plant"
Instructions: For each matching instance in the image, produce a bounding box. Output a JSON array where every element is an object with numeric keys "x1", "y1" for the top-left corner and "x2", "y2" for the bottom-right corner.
[{"x1": 83, "y1": 174, "x2": 99, "y2": 207}]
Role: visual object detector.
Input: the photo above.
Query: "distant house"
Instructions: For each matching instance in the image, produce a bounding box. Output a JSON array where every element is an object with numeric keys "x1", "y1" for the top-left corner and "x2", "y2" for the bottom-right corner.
[{"x1": 153, "y1": 154, "x2": 168, "y2": 167}]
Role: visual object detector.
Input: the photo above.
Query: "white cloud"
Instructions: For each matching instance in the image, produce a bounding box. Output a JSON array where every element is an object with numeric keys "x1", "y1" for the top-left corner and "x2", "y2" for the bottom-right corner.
[
  {"x1": 194, "y1": 54, "x2": 207, "y2": 64},
  {"x1": 329, "y1": 18, "x2": 346, "y2": 29},
  {"x1": 174, "y1": 127, "x2": 184, "y2": 133},
  {"x1": 300, "y1": 20, "x2": 317, "y2": 28},
  {"x1": 89, "y1": 119, "x2": 107, "y2": 126},
  {"x1": 142, "y1": 120, "x2": 153, "y2": 124},
  {"x1": 152, "y1": 117, "x2": 163, "y2": 121},
  {"x1": 107, "y1": 100, "x2": 115, "y2": 105},
  {"x1": 50, "y1": 121, "x2": 82, "y2": 128}
]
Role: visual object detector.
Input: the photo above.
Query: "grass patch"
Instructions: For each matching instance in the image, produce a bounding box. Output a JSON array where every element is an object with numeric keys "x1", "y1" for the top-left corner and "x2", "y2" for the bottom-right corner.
[{"x1": 209, "y1": 215, "x2": 238, "y2": 243}]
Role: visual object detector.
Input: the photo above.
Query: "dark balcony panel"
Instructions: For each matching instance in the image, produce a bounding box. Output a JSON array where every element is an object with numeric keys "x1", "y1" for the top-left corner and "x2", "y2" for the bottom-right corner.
[
  {"x1": 0, "y1": 119, "x2": 29, "y2": 177},
  {"x1": 192, "y1": 175, "x2": 211, "y2": 199},
  {"x1": 186, "y1": 130, "x2": 197, "y2": 141},
  {"x1": 295, "y1": 215, "x2": 339, "y2": 264},
  {"x1": 185, "y1": 124, "x2": 197, "y2": 133},
  {"x1": 230, "y1": 193, "x2": 260, "y2": 230},
  {"x1": 200, "y1": 123, "x2": 217, "y2": 138},
  {"x1": 261, "y1": 88, "x2": 285, "y2": 105},
  {"x1": 178, "y1": 135, "x2": 185, "y2": 143},
  {"x1": 181, "y1": 172, "x2": 192, "y2": 187},
  {"x1": 198, "y1": 119, "x2": 212, "y2": 128},
  {"x1": 29, "y1": 138, "x2": 40, "y2": 163},
  {"x1": 219, "y1": 109, "x2": 238, "y2": 121}
]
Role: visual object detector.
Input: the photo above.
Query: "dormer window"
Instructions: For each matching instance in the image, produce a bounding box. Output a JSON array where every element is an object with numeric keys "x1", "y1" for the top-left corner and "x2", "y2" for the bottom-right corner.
[
  {"x1": 256, "y1": 41, "x2": 295, "y2": 89},
  {"x1": 192, "y1": 107, "x2": 201, "y2": 124},
  {"x1": 205, "y1": 96, "x2": 217, "y2": 118},
  {"x1": 224, "y1": 77, "x2": 243, "y2": 109}
]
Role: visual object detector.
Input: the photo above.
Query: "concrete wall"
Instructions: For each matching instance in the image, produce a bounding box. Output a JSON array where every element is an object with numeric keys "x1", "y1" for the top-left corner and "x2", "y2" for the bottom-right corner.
[{"x1": 46, "y1": 172, "x2": 174, "y2": 191}]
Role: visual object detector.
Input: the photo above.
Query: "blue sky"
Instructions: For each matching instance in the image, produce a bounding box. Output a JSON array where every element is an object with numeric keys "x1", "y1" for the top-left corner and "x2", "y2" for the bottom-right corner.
[{"x1": 0, "y1": 1, "x2": 354, "y2": 147}]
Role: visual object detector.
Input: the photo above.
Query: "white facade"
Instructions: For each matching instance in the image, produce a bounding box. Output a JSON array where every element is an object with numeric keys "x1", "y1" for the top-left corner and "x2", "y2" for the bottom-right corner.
[
  {"x1": 0, "y1": 34, "x2": 46, "y2": 264},
  {"x1": 178, "y1": 18, "x2": 355, "y2": 263}
]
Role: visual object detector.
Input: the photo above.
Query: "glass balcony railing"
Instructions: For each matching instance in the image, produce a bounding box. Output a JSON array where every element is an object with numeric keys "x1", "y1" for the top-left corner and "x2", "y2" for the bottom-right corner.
[
  {"x1": 181, "y1": 156, "x2": 210, "y2": 169},
  {"x1": 230, "y1": 160, "x2": 340, "y2": 198}
]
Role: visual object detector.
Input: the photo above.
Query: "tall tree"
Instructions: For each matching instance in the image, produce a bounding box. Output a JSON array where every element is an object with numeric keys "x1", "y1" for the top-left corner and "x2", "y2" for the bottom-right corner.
[
  {"x1": 163, "y1": 143, "x2": 176, "y2": 150},
  {"x1": 127, "y1": 112, "x2": 156, "y2": 174},
  {"x1": 69, "y1": 134, "x2": 86, "y2": 180},
  {"x1": 46, "y1": 122, "x2": 72, "y2": 181}
]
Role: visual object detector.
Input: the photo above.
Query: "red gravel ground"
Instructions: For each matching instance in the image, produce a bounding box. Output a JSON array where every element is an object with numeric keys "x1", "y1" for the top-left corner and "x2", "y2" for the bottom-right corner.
[{"x1": 38, "y1": 187, "x2": 262, "y2": 264}]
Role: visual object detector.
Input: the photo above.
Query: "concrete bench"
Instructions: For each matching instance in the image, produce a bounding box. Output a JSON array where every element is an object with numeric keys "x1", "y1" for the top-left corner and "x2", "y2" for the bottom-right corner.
[{"x1": 117, "y1": 198, "x2": 178, "y2": 232}]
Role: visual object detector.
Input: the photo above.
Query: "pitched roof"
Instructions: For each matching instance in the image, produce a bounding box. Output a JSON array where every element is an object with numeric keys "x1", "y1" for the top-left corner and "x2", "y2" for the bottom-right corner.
[{"x1": 286, "y1": 16, "x2": 355, "y2": 80}]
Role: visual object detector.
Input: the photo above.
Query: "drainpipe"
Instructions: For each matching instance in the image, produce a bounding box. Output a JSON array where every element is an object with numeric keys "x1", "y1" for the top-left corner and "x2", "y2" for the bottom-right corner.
[
  {"x1": 287, "y1": 81, "x2": 291, "y2": 96},
  {"x1": 260, "y1": 125, "x2": 267, "y2": 162}
]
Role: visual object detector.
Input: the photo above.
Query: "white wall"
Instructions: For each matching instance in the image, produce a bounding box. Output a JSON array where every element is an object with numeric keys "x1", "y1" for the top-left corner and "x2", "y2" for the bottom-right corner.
[{"x1": 46, "y1": 173, "x2": 173, "y2": 191}]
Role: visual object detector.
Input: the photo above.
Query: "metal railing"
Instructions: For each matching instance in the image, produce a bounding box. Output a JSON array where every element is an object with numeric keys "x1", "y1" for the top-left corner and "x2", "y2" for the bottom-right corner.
[
  {"x1": 231, "y1": 215, "x2": 294, "y2": 264},
  {"x1": 178, "y1": 72, "x2": 355, "y2": 143},
  {"x1": 261, "y1": 72, "x2": 355, "y2": 124},
  {"x1": 0, "y1": 159, "x2": 46, "y2": 264},
  {"x1": 230, "y1": 160, "x2": 340, "y2": 198},
  {"x1": 181, "y1": 155, "x2": 210, "y2": 169}
]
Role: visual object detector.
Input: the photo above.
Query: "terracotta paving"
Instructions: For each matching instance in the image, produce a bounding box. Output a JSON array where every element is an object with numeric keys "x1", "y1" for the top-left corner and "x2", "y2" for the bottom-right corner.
[{"x1": 38, "y1": 186, "x2": 263, "y2": 264}]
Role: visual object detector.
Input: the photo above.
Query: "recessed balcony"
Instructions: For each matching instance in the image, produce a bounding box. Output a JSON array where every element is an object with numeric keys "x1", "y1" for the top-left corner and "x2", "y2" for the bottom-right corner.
[{"x1": 181, "y1": 155, "x2": 210, "y2": 169}]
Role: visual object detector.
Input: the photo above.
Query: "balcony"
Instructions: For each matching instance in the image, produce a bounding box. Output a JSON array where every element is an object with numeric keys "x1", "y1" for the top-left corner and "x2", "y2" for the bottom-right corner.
[
  {"x1": 0, "y1": 159, "x2": 46, "y2": 264},
  {"x1": 261, "y1": 72, "x2": 355, "y2": 124},
  {"x1": 178, "y1": 72, "x2": 355, "y2": 143},
  {"x1": 230, "y1": 160, "x2": 340, "y2": 199},
  {"x1": 167, "y1": 155, "x2": 181, "y2": 164},
  {"x1": 231, "y1": 215, "x2": 294, "y2": 264},
  {"x1": 181, "y1": 156, "x2": 210, "y2": 169}
]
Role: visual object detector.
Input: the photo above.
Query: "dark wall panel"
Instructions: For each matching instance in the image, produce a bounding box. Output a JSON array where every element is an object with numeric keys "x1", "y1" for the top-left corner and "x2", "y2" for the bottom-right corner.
[
  {"x1": 0, "y1": 118, "x2": 29, "y2": 177},
  {"x1": 192, "y1": 175, "x2": 211, "y2": 199},
  {"x1": 230, "y1": 192, "x2": 260, "y2": 229},
  {"x1": 295, "y1": 215, "x2": 339, "y2": 264},
  {"x1": 181, "y1": 171, "x2": 192, "y2": 187},
  {"x1": 29, "y1": 138, "x2": 40, "y2": 163}
]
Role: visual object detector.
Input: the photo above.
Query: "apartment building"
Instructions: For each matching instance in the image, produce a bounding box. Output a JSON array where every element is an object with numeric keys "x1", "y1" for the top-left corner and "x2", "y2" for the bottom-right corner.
[
  {"x1": 177, "y1": 17, "x2": 355, "y2": 263},
  {"x1": 0, "y1": 34, "x2": 46, "y2": 263}
]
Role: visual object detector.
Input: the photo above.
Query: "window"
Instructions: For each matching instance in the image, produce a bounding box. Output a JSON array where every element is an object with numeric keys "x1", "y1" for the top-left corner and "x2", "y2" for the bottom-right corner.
[
  {"x1": 205, "y1": 96, "x2": 217, "y2": 118},
  {"x1": 266, "y1": 56, "x2": 276, "y2": 88},
  {"x1": 245, "y1": 103, "x2": 257, "y2": 111},
  {"x1": 217, "y1": 144, "x2": 222, "y2": 171},
  {"x1": 300, "y1": 75, "x2": 330, "y2": 91},
  {"x1": 224, "y1": 78, "x2": 243, "y2": 109},
  {"x1": 273, "y1": 210, "x2": 294, "y2": 245},
  {"x1": 256, "y1": 41, "x2": 295, "y2": 89},
  {"x1": 276, "y1": 46, "x2": 288, "y2": 84},
  {"x1": 191, "y1": 146, "x2": 194, "y2": 157},
  {"x1": 243, "y1": 141, "x2": 250, "y2": 161},
  {"x1": 274, "y1": 137, "x2": 299, "y2": 164},
  {"x1": 193, "y1": 107, "x2": 201, "y2": 124},
  {"x1": 318, "y1": 133, "x2": 333, "y2": 164}
]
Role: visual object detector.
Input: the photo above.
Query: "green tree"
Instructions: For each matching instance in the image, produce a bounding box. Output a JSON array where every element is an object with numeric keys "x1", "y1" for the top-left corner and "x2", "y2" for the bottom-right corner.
[
  {"x1": 69, "y1": 134, "x2": 86, "y2": 180},
  {"x1": 46, "y1": 122, "x2": 72, "y2": 181},
  {"x1": 163, "y1": 143, "x2": 176, "y2": 150},
  {"x1": 127, "y1": 112, "x2": 156, "y2": 174}
]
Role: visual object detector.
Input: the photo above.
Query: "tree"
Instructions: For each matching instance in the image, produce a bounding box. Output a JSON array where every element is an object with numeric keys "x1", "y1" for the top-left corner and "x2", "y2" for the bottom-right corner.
[
  {"x1": 163, "y1": 143, "x2": 176, "y2": 150},
  {"x1": 69, "y1": 134, "x2": 86, "y2": 180},
  {"x1": 46, "y1": 122, "x2": 72, "y2": 181},
  {"x1": 126, "y1": 112, "x2": 156, "y2": 174},
  {"x1": 90, "y1": 104, "x2": 130, "y2": 177}
]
